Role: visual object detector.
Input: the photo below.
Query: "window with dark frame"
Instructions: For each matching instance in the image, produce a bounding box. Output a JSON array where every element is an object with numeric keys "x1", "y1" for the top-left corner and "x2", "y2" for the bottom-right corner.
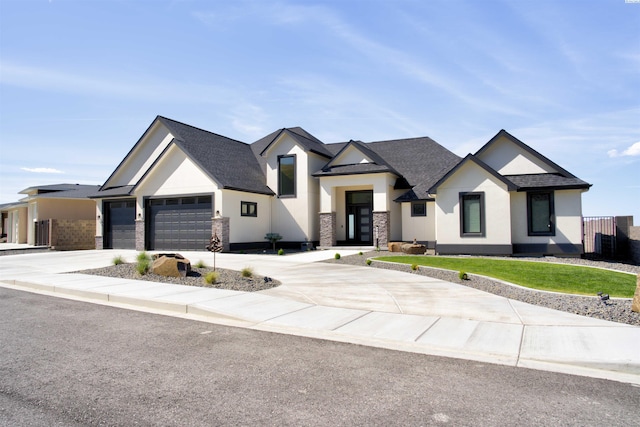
[
  {"x1": 278, "y1": 155, "x2": 296, "y2": 197},
  {"x1": 241, "y1": 201, "x2": 257, "y2": 217},
  {"x1": 527, "y1": 191, "x2": 554, "y2": 236},
  {"x1": 460, "y1": 192, "x2": 485, "y2": 237},
  {"x1": 411, "y1": 201, "x2": 427, "y2": 217}
]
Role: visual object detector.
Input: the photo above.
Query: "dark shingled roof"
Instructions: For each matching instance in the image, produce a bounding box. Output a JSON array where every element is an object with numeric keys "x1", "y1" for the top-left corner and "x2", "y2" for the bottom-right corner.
[
  {"x1": 159, "y1": 117, "x2": 273, "y2": 195},
  {"x1": 252, "y1": 127, "x2": 333, "y2": 158},
  {"x1": 504, "y1": 174, "x2": 591, "y2": 191},
  {"x1": 313, "y1": 140, "x2": 403, "y2": 178},
  {"x1": 17, "y1": 183, "x2": 101, "y2": 200},
  {"x1": 88, "y1": 185, "x2": 135, "y2": 198},
  {"x1": 314, "y1": 137, "x2": 461, "y2": 201}
]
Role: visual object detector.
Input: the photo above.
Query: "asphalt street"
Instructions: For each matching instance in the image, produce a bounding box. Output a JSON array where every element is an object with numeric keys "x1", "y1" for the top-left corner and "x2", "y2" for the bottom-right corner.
[{"x1": 1, "y1": 287, "x2": 638, "y2": 426}]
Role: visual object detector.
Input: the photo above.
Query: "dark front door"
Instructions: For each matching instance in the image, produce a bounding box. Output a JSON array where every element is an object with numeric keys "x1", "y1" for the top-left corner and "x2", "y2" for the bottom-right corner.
[{"x1": 346, "y1": 191, "x2": 373, "y2": 245}]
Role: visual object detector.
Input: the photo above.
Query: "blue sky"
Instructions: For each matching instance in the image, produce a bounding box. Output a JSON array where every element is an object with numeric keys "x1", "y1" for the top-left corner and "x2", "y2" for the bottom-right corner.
[{"x1": 1, "y1": 0, "x2": 639, "y2": 220}]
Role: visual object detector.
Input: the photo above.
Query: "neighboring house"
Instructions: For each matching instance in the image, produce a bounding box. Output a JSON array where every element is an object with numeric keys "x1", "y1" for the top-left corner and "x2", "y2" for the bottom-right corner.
[
  {"x1": 1, "y1": 184, "x2": 100, "y2": 249},
  {"x1": 0, "y1": 201, "x2": 28, "y2": 243},
  {"x1": 92, "y1": 116, "x2": 590, "y2": 256}
]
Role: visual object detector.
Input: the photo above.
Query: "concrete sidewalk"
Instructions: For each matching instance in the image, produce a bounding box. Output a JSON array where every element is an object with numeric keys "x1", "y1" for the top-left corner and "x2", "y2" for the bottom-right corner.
[{"x1": 0, "y1": 248, "x2": 638, "y2": 385}]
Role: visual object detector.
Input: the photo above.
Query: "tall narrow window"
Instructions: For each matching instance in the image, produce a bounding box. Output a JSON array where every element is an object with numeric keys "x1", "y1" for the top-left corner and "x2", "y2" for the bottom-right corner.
[
  {"x1": 528, "y1": 191, "x2": 554, "y2": 236},
  {"x1": 460, "y1": 192, "x2": 485, "y2": 237},
  {"x1": 278, "y1": 155, "x2": 296, "y2": 197}
]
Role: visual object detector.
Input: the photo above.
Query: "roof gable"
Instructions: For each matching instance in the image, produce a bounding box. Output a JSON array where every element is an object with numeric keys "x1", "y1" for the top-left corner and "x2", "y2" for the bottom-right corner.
[
  {"x1": 101, "y1": 117, "x2": 175, "y2": 190},
  {"x1": 256, "y1": 127, "x2": 333, "y2": 158},
  {"x1": 97, "y1": 116, "x2": 273, "y2": 197},
  {"x1": 428, "y1": 154, "x2": 517, "y2": 194},
  {"x1": 475, "y1": 129, "x2": 576, "y2": 177}
]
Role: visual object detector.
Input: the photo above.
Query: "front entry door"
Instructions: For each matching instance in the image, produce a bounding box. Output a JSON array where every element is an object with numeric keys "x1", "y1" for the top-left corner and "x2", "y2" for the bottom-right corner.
[{"x1": 346, "y1": 191, "x2": 373, "y2": 245}]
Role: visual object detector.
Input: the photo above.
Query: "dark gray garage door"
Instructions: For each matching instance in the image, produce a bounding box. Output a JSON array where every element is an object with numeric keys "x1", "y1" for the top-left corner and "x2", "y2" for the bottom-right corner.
[
  {"x1": 104, "y1": 200, "x2": 136, "y2": 249},
  {"x1": 147, "y1": 196, "x2": 212, "y2": 251}
]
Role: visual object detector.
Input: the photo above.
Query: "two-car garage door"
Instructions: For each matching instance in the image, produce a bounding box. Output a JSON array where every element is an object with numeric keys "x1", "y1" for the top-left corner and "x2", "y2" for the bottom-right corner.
[{"x1": 146, "y1": 196, "x2": 212, "y2": 251}]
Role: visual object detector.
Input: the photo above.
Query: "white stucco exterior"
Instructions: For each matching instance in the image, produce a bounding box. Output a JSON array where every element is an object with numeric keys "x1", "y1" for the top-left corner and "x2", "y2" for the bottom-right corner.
[
  {"x1": 263, "y1": 133, "x2": 326, "y2": 242},
  {"x1": 477, "y1": 135, "x2": 555, "y2": 175},
  {"x1": 434, "y1": 161, "x2": 512, "y2": 248},
  {"x1": 220, "y1": 190, "x2": 272, "y2": 243},
  {"x1": 105, "y1": 122, "x2": 175, "y2": 188},
  {"x1": 401, "y1": 201, "x2": 436, "y2": 243}
]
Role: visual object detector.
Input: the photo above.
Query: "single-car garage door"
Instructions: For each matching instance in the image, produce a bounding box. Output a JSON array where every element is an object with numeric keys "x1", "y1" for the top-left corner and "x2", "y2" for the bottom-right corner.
[
  {"x1": 104, "y1": 200, "x2": 136, "y2": 249},
  {"x1": 147, "y1": 196, "x2": 212, "y2": 251}
]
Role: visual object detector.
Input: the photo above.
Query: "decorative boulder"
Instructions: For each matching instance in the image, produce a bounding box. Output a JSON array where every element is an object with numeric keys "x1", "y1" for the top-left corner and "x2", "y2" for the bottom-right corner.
[
  {"x1": 401, "y1": 243, "x2": 427, "y2": 255},
  {"x1": 152, "y1": 253, "x2": 192, "y2": 278},
  {"x1": 388, "y1": 242, "x2": 403, "y2": 252},
  {"x1": 632, "y1": 274, "x2": 640, "y2": 313}
]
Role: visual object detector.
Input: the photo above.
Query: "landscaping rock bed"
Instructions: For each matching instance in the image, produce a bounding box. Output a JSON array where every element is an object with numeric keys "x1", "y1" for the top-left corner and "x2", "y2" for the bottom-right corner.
[
  {"x1": 74, "y1": 263, "x2": 280, "y2": 293},
  {"x1": 324, "y1": 251, "x2": 640, "y2": 326}
]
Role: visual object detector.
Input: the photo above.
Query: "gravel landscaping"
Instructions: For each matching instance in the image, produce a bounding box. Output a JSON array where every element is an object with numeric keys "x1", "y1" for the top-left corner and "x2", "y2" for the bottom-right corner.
[
  {"x1": 74, "y1": 263, "x2": 280, "y2": 293},
  {"x1": 323, "y1": 251, "x2": 640, "y2": 326},
  {"x1": 76, "y1": 251, "x2": 640, "y2": 326}
]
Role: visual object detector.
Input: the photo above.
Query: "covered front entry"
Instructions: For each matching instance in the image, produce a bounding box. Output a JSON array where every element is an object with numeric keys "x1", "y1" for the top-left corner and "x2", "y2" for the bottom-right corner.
[
  {"x1": 104, "y1": 200, "x2": 136, "y2": 249},
  {"x1": 345, "y1": 190, "x2": 373, "y2": 245},
  {"x1": 146, "y1": 196, "x2": 212, "y2": 251}
]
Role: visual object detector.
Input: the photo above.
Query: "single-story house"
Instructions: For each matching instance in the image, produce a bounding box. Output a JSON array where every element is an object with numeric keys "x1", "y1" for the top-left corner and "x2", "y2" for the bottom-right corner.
[
  {"x1": 91, "y1": 116, "x2": 590, "y2": 256},
  {"x1": 1, "y1": 184, "x2": 100, "y2": 249}
]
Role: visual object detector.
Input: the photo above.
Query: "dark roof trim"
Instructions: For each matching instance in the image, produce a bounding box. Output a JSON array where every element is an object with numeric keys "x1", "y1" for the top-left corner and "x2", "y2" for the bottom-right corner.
[
  {"x1": 88, "y1": 185, "x2": 135, "y2": 199},
  {"x1": 100, "y1": 116, "x2": 163, "y2": 191},
  {"x1": 221, "y1": 186, "x2": 275, "y2": 196},
  {"x1": 312, "y1": 169, "x2": 392, "y2": 178},
  {"x1": 259, "y1": 128, "x2": 332, "y2": 158},
  {"x1": 317, "y1": 140, "x2": 403, "y2": 177},
  {"x1": 428, "y1": 154, "x2": 518, "y2": 194},
  {"x1": 475, "y1": 129, "x2": 577, "y2": 178},
  {"x1": 516, "y1": 184, "x2": 591, "y2": 192}
]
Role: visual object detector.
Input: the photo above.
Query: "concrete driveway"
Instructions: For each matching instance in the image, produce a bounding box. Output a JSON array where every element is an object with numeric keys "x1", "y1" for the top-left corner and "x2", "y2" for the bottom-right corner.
[{"x1": 1, "y1": 247, "x2": 639, "y2": 385}]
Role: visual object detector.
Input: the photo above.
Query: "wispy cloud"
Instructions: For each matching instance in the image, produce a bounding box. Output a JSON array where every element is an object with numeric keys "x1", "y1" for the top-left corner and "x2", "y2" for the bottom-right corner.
[
  {"x1": 21, "y1": 167, "x2": 64, "y2": 174},
  {"x1": 608, "y1": 142, "x2": 640, "y2": 158}
]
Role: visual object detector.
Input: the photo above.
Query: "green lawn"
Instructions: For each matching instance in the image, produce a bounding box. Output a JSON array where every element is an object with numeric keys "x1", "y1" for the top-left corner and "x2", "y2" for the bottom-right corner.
[{"x1": 374, "y1": 256, "x2": 637, "y2": 298}]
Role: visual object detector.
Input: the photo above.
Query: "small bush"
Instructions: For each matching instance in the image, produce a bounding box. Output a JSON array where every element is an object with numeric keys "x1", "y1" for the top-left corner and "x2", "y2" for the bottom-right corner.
[
  {"x1": 278, "y1": 248, "x2": 284, "y2": 256},
  {"x1": 204, "y1": 271, "x2": 219, "y2": 285},
  {"x1": 334, "y1": 253, "x2": 341, "y2": 260},
  {"x1": 112, "y1": 255, "x2": 125, "y2": 265},
  {"x1": 366, "y1": 259, "x2": 372, "y2": 266},
  {"x1": 459, "y1": 271, "x2": 468, "y2": 280},
  {"x1": 194, "y1": 260, "x2": 207, "y2": 268},
  {"x1": 136, "y1": 259, "x2": 151, "y2": 275},
  {"x1": 241, "y1": 267, "x2": 253, "y2": 278},
  {"x1": 358, "y1": 251, "x2": 363, "y2": 256},
  {"x1": 136, "y1": 251, "x2": 151, "y2": 263},
  {"x1": 411, "y1": 263, "x2": 419, "y2": 271}
]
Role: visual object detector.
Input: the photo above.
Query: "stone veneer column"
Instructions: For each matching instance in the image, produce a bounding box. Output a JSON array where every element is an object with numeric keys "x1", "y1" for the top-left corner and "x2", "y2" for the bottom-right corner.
[
  {"x1": 319, "y1": 212, "x2": 336, "y2": 247},
  {"x1": 95, "y1": 236, "x2": 103, "y2": 250},
  {"x1": 373, "y1": 211, "x2": 390, "y2": 249},
  {"x1": 212, "y1": 217, "x2": 230, "y2": 252},
  {"x1": 135, "y1": 219, "x2": 145, "y2": 251}
]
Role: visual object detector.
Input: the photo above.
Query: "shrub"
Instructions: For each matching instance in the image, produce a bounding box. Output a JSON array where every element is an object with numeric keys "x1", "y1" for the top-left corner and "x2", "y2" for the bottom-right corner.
[
  {"x1": 136, "y1": 251, "x2": 151, "y2": 263},
  {"x1": 366, "y1": 259, "x2": 372, "y2": 266},
  {"x1": 194, "y1": 260, "x2": 207, "y2": 268},
  {"x1": 278, "y1": 248, "x2": 284, "y2": 256},
  {"x1": 358, "y1": 251, "x2": 363, "y2": 256},
  {"x1": 411, "y1": 263, "x2": 419, "y2": 271},
  {"x1": 112, "y1": 255, "x2": 125, "y2": 265},
  {"x1": 334, "y1": 253, "x2": 341, "y2": 260},
  {"x1": 136, "y1": 259, "x2": 151, "y2": 275},
  {"x1": 459, "y1": 271, "x2": 469, "y2": 280},
  {"x1": 241, "y1": 267, "x2": 253, "y2": 278},
  {"x1": 135, "y1": 251, "x2": 152, "y2": 275},
  {"x1": 204, "y1": 271, "x2": 219, "y2": 285}
]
